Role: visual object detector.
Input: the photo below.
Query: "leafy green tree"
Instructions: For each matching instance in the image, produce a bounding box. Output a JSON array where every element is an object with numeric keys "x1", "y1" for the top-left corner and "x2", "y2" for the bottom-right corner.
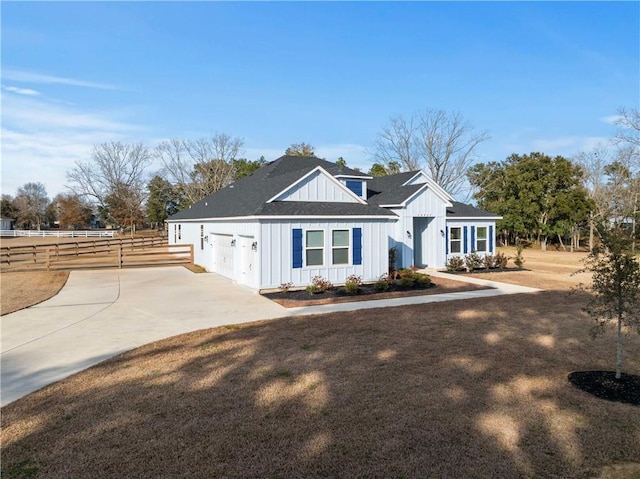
[
  {"x1": 100, "y1": 182, "x2": 145, "y2": 234},
  {"x1": 285, "y1": 142, "x2": 315, "y2": 157},
  {"x1": 1, "y1": 194, "x2": 19, "y2": 221},
  {"x1": 468, "y1": 152, "x2": 592, "y2": 249},
  {"x1": 577, "y1": 224, "x2": 640, "y2": 379},
  {"x1": 146, "y1": 176, "x2": 181, "y2": 228},
  {"x1": 335, "y1": 157, "x2": 347, "y2": 167},
  {"x1": 368, "y1": 161, "x2": 401, "y2": 177},
  {"x1": 232, "y1": 157, "x2": 267, "y2": 180}
]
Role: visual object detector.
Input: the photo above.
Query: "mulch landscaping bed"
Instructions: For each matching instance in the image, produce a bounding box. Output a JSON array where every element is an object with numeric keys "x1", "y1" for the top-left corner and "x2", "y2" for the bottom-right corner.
[
  {"x1": 263, "y1": 276, "x2": 491, "y2": 307},
  {"x1": 568, "y1": 371, "x2": 640, "y2": 406}
]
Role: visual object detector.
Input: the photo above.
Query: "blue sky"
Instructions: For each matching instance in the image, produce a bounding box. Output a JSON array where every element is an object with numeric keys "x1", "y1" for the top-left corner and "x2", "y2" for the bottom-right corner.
[{"x1": 2, "y1": 1, "x2": 638, "y2": 199}]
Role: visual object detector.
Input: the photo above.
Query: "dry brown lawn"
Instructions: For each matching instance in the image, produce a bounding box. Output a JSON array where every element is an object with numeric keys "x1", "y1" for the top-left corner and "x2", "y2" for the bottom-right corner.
[
  {"x1": 0, "y1": 271, "x2": 69, "y2": 315},
  {"x1": 2, "y1": 249, "x2": 639, "y2": 478}
]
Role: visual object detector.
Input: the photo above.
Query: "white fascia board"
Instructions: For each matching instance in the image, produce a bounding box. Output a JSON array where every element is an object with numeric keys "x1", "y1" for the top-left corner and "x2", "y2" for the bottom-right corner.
[
  {"x1": 403, "y1": 171, "x2": 455, "y2": 203},
  {"x1": 168, "y1": 214, "x2": 398, "y2": 222},
  {"x1": 446, "y1": 216, "x2": 503, "y2": 221},
  {"x1": 334, "y1": 174, "x2": 374, "y2": 180},
  {"x1": 265, "y1": 166, "x2": 367, "y2": 204}
]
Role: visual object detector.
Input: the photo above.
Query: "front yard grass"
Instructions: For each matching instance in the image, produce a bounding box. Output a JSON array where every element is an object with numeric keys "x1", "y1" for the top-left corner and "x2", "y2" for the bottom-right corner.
[
  {"x1": 2, "y1": 287, "x2": 639, "y2": 478},
  {"x1": 0, "y1": 271, "x2": 69, "y2": 316}
]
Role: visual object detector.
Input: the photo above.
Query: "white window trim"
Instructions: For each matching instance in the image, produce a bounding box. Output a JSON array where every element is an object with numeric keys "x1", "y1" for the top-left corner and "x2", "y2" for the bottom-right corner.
[
  {"x1": 475, "y1": 226, "x2": 488, "y2": 253},
  {"x1": 305, "y1": 229, "x2": 325, "y2": 267},
  {"x1": 449, "y1": 227, "x2": 462, "y2": 254},
  {"x1": 331, "y1": 229, "x2": 351, "y2": 266}
]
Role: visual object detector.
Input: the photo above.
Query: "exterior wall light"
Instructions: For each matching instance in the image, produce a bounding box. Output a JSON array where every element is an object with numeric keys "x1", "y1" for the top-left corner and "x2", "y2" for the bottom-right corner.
[
  {"x1": 252, "y1": 241, "x2": 258, "y2": 251},
  {"x1": 231, "y1": 239, "x2": 236, "y2": 247}
]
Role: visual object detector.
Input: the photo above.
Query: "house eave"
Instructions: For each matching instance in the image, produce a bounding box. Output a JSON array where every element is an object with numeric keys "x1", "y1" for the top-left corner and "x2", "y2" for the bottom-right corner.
[
  {"x1": 446, "y1": 216, "x2": 503, "y2": 220},
  {"x1": 167, "y1": 214, "x2": 398, "y2": 222}
]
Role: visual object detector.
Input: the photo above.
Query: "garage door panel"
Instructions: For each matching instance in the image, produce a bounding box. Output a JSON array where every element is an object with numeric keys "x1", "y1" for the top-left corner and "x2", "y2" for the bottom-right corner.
[{"x1": 212, "y1": 234, "x2": 234, "y2": 279}]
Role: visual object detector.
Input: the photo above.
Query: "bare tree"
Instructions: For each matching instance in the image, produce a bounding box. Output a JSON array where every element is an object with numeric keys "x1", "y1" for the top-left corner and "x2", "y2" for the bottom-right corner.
[
  {"x1": 14, "y1": 182, "x2": 49, "y2": 230},
  {"x1": 374, "y1": 108, "x2": 489, "y2": 196},
  {"x1": 574, "y1": 144, "x2": 610, "y2": 250},
  {"x1": 67, "y1": 142, "x2": 152, "y2": 229},
  {"x1": 614, "y1": 107, "x2": 640, "y2": 149},
  {"x1": 373, "y1": 115, "x2": 419, "y2": 170},
  {"x1": 156, "y1": 133, "x2": 243, "y2": 206}
]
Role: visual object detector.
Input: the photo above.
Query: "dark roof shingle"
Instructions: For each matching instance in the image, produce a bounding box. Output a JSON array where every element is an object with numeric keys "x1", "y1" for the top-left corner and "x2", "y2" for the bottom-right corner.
[{"x1": 446, "y1": 202, "x2": 502, "y2": 218}]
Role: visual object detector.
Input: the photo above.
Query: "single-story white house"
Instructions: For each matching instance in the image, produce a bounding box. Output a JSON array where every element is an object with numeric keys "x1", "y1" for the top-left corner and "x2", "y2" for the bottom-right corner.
[
  {"x1": 1, "y1": 216, "x2": 13, "y2": 230},
  {"x1": 167, "y1": 155, "x2": 501, "y2": 290}
]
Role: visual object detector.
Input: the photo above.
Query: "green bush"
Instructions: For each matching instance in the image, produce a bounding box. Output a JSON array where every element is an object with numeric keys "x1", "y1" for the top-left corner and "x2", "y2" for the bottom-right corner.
[
  {"x1": 399, "y1": 276, "x2": 414, "y2": 289},
  {"x1": 307, "y1": 275, "x2": 333, "y2": 294},
  {"x1": 446, "y1": 256, "x2": 465, "y2": 272},
  {"x1": 514, "y1": 244, "x2": 525, "y2": 268},
  {"x1": 413, "y1": 273, "x2": 432, "y2": 287},
  {"x1": 374, "y1": 274, "x2": 391, "y2": 291},
  {"x1": 343, "y1": 274, "x2": 362, "y2": 295}
]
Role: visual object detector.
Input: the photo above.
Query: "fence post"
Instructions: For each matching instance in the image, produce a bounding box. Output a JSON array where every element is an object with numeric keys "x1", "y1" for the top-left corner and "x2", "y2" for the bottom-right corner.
[
  {"x1": 117, "y1": 246, "x2": 122, "y2": 268},
  {"x1": 46, "y1": 248, "x2": 51, "y2": 270},
  {"x1": 189, "y1": 244, "x2": 194, "y2": 264},
  {"x1": 33, "y1": 245, "x2": 37, "y2": 264}
]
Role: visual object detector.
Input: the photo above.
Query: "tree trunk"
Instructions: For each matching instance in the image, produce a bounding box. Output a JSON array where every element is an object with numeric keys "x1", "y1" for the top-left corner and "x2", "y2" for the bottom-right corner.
[
  {"x1": 557, "y1": 234, "x2": 566, "y2": 251},
  {"x1": 540, "y1": 236, "x2": 547, "y2": 252},
  {"x1": 616, "y1": 312, "x2": 623, "y2": 379},
  {"x1": 589, "y1": 213, "x2": 594, "y2": 252}
]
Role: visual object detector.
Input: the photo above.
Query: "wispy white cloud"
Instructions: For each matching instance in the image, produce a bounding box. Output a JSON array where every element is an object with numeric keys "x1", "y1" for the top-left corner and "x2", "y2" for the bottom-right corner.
[
  {"x1": 2, "y1": 85, "x2": 41, "y2": 96},
  {"x1": 1, "y1": 93, "x2": 143, "y2": 197},
  {"x1": 600, "y1": 115, "x2": 622, "y2": 126},
  {"x1": 2, "y1": 68, "x2": 118, "y2": 90},
  {"x1": 531, "y1": 136, "x2": 609, "y2": 154}
]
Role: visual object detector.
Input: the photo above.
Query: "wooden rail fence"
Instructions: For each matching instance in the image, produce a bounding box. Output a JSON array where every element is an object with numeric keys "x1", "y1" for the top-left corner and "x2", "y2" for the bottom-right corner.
[
  {"x1": 0, "y1": 237, "x2": 193, "y2": 271},
  {"x1": 1, "y1": 229, "x2": 116, "y2": 238}
]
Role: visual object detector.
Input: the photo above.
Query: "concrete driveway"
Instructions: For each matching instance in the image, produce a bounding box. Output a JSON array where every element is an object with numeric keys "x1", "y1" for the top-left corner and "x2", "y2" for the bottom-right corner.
[{"x1": 1, "y1": 267, "x2": 289, "y2": 406}]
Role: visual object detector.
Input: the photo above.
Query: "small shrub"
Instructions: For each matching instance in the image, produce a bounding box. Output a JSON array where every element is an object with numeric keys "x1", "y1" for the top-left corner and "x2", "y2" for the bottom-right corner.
[
  {"x1": 344, "y1": 274, "x2": 362, "y2": 295},
  {"x1": 307, "y1": 275, "x2": 333, "y2": 294},
  {"x1": 464, "y1": 252, "x2": 483, "y2": 271},
  {"x1": 278, "y1": 282, "x2": 293, "y2": 294},
  {"x1": 514, "y1": 244, "x2": 525, "y2": 268},
  {"x1": 374, "y1": 274, "x2": 391, "y2": 291},
  {"x1": 483, "y1": 254, "x2": 494, "y2": 270},
  {"x1": 493, "y1": 251, "x2": 508, "y2": 269},
  {"x1": 388, "y1": 247, "x2": 398, "y2": 274},
  {"x1": 446, "y1": 256, "x2": 465, "y2": 272},
  {"x1": 397, "y1": 268, "x2": 415, "y2": 279},
  {"x1": 413, "y1": 272, "x2": 432, "y2": 287},
  {"x1": 399, "y1": 276, "x2": 414, "y2": 289}
]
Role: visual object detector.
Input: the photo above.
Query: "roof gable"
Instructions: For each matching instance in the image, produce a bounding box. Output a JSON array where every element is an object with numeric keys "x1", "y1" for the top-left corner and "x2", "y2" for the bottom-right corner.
[{"x1": 268, "y1": 166, "x2": 365, "y2": 204}]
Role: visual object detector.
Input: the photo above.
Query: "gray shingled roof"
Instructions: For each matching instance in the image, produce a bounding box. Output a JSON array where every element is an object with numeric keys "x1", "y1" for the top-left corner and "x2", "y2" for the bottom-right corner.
[
  {"x1": 446, "y1": 201, "x2": 502, "y2": 218},
  {"x1": 168, "y1": 156, "x2": 394, "y2": 220},
  {"x1": 367, "y1": 171, "x2": 423, "y2": 206}
]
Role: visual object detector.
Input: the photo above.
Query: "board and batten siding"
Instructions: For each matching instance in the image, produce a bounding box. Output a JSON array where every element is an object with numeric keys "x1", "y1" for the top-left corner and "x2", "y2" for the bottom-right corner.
[
  {"x1": 445, "y1": 220, "x2": 496, "y2": 258},
  {"x1": 273, "y1": 170, "x2": 359, "y2": 203},
  {"x1": 168, "y1": 220, "x2": 259, "y2": 286},
  {"x1": 387, "y1": 187, "x2": 449, "y2": 270},
  {"x1": 259, "y1": 219, "x2": 392, "y2": 289}
]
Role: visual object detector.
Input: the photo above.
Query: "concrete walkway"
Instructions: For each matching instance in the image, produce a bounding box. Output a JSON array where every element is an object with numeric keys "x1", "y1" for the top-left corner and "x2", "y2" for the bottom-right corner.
[{"x1": 1, "y1": 267, "x2": 539, "y2": 407}]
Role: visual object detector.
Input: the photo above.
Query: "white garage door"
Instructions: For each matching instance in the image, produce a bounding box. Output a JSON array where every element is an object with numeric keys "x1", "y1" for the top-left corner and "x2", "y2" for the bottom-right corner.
[
  {"x1": 212, "y1": 234, "x2": 234, "y2": 279},
  {"x1": 238, "y1": 236, "x2": 255, "y2": 287}
]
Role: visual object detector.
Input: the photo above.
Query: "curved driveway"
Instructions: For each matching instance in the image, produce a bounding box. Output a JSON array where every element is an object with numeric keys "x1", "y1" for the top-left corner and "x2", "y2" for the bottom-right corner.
[{"x1": 1, "y1": 267, "x2": 538, "y2": 406}]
